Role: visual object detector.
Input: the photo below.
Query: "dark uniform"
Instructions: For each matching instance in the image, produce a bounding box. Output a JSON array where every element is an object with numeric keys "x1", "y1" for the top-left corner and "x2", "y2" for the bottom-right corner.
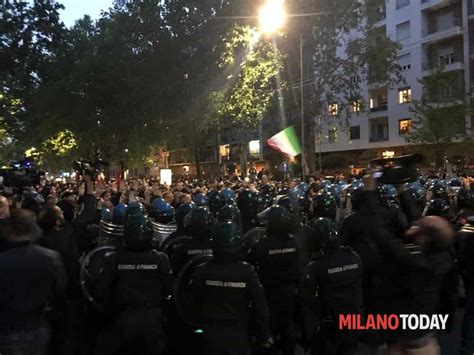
[
  {"x1": 0, "y1": 240, "x2": 67, "y2": 355},
  {"x1": 189, "y1": 222, "x2": 271, "y2": 355},
  {"x1": 167, "y1": 207, "x2": 215, "y2": 275},
  {"x1": 302, "y1": 217, "x2": 363, "y2": 355},
  {"x1": 94, "y1": 213, "x2": 174, "y2": 355},
  {"x1": 248, "y1": 206, "x2": 302, "y2": 355},
  {"x1": 302, "y1": 247, "x2": 363, "y2": 355}
]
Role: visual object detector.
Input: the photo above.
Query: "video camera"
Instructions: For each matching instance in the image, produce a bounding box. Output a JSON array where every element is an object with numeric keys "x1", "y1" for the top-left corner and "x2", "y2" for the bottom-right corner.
[
  {"x1": 72, "y1": 159, "x2": 108, "y2": 179},
  {"x1": 369, "y1": 154, "x2": 423, "y2": 184},
  {"x1": 0, "y1": 159, "x2": 45, "y2": 188}
]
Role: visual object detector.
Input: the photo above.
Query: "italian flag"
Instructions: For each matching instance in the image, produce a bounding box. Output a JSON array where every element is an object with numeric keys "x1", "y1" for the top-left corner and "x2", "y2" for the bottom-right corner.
[{"x1": 267, "y1": 126, "x2": 302, "y2": 157}]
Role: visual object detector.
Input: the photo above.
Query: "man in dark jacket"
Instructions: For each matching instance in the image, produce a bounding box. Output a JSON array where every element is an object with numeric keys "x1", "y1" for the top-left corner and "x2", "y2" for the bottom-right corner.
[
  {"x1": 190, "y1": 222, "x2": 272, "y2": 355},
  {"x1": 0, "y1": 209, "x2": 67, "y2": 355},
  {"x1": 94, "y1": 212, "x2": 174, "y2": 355},
  {"x1": 248, "y1": 206, "x2": 303, "y2": 355}
]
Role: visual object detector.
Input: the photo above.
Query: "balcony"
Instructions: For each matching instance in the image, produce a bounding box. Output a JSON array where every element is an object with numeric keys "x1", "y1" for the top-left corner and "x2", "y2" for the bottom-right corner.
[
  {"x1": 370, "y1": 104, "x2": 388, "y2": 112},
  {"x1": 369, "y1": 136, "x2": 390, "y2": 143},
  {"x1": 422, "y1": 61, "x2": 464, "y2": 76},
  {"x1": 421, "y1": 0, "x2": 456, "y2": 11},
  {"x1": 422, "y1": 26, "x2": 463, "y2": 45}
]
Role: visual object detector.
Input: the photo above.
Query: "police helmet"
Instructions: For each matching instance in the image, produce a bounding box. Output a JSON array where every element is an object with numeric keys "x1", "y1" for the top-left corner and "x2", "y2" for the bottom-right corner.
[
  {"x1": 184, "y1": 206, "x2": 215, "y2": 228},
  {"x1": 212, "y1": 221, "x2": 244, "y2": 255},
  {"x1": 124, "y1": 213, "x2": 154, "y2": 247},
  {"x1": 124, "y1": 202, "x2": 146, "y2": 221},
  {"x1": 101, "y1": 208, "x2": 113, "y2": 222},
  {"x1": 237, "y1": 189, "x2": 259, "y2": 214},
  {"x1": 298, "y1": 182, "x2": 309, "y2": 193},
  {"x1": 217, "y1": 204, "x2": 240, "y2": 222},
  {"x1": 312, "y1": 192, "x2": 337, "y2": 220},
  {"x1": 266, "y1": 205, "x2": 292, "y2": 236},
  {"x1": 426, "y1": 199, "x2": 450, "y2": 219},
  {"x1": 175, "y1": 202, "x2": 195, "y2": 228},
  {"x1": 209, "y1": 191, "x2": 225, "y2": 215},
  {"x1": 429, "y1": 180, "x2": 448, "y2": 199},
  {"x1": 154, "y1": 202, "x2": 175, "y2": 224},
  {"x1": 378, "y1": 184, "x2": 397, "y2": 207},
  {"x1": 112, "y1": 203, "x2": 127, "y2": 225},
  {"x1": 458, "y1": 188, "x2": 474, "y2": 210},
  {"x1": 192, "y1": 193, "x2": 209, "y2": 207},
  {"x1": 405, "y1": 182, "x2": 425, "y2": 203},
  {"x1": 309, "y1": 217, "x2": 341, "y2": 253},
  {"x1": 219, "y1": 188, "x2": 236, "y2": 203}
]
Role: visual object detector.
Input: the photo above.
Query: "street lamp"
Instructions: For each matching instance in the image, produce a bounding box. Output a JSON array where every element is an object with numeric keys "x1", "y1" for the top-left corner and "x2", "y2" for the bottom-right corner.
[
  {"x1": 258, "y1": 0, "x2": 286, "y2": 35},
  {"x1": 258, "y1": 0, "x2": 306, "y2": 178}
]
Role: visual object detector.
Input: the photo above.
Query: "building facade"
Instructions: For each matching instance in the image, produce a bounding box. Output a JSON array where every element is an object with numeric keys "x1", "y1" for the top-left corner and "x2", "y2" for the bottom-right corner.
[{"x1": 319, "y1": 0, "x2": 473, "y2": 160}]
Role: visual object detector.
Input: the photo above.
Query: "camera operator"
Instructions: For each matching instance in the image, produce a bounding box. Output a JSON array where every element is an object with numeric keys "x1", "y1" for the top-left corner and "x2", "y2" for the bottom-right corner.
[{"x1": 0, "y1": 209, "x2": 67, "y2": 355}]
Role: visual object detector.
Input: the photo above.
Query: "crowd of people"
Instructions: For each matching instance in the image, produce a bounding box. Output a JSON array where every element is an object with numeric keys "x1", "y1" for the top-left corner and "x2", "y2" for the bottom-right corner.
[{"x1": 0, "y1": 168, "x2": 473, "y2": 355}]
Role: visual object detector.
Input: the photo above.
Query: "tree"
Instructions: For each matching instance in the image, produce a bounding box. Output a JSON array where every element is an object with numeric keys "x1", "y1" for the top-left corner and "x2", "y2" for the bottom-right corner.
[
  {"x1": 406, "y1": 67, "x2": 468, "y2": 168},
  {"x1": 0, "y1": 0, "x2": 65, "y2": 160},
  {"x1": 275, "y1": 0, "x2": 401, "y2": 174},
  {"x1": 209, "y1": 25, "x2": 284, "y2": 177}
]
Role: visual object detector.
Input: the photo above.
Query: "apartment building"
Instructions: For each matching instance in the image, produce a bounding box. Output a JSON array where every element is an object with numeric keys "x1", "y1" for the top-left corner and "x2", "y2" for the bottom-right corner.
[{"x1": 319, "y1": 0, "x2": 473, "y2": 158}]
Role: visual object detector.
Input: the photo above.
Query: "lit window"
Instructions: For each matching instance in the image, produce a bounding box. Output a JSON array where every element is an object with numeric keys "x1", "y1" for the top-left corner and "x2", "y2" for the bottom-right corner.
[
  {"x1": 351, "y1": 101, "x2": 361, "y2": 112},
  {"x1": 399, "y1": 119, "x2": 411, "y2": 134},
  {"x1": 220, "y1": 144, "x2": 230, "y2": 159},
  {"x1": 328, "y1": 103, "x2": 338, "y2": 116},
  {"x1": 328, "y1": 128, "x2": 338, "y2": 143},
  {"x1": 369, "y1": 98, "x2": 375, "y2": 109},
  {"x1": 248, "y1": 140, "x2": 260, "y2": 157},
  {"x1": 398, "y1": 88, "x2": 411, "y2": 104}
]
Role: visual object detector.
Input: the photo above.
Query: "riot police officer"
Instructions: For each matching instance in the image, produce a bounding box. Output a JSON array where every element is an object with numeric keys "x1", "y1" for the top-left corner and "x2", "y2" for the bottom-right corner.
[
  {"x1": 247, "y1": 206, "x2": 303, "y2": 355},
  {"x1": 94, "y1": 212, "x2": 174, "y2": 355},
  {"x1": 188, "y1": 222, "x2": 272, "y2": 355},
  {"x1": 302, "y1": 217, "x2": 363, "y2": 355},
  {"x1": 237, "y1": 189, "x2": 261, "y2": 232},
  {"x1": 166, "y1": 206, "x2": 215, "y2": 275}
]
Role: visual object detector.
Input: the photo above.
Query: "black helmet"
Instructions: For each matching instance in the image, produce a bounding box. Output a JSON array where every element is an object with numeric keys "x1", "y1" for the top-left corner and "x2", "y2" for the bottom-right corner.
[
  {"x1": 237, "y1": 189, "x2": 259, "y2": 214},
  {"x1": 266, "y1": 205, "x2": 292, "y2": 236},
  {"x1": 124, "y1": 202, "x2": 146, "y2": 222},
  {"x1": 426, "y1": 199, "x2": 450, "y2": 219},
  {"x1": 277, "y1": 196, "x2": 294, "y2": 210},
  {"x1": 260, "y1": 184, "x2": 276, "y2": 198},
  {"x1": 429, "y1": 180, "x2": 448, "y2": 200},
  {"x1": 209, "y1": 191, "x2": 225, "y2": 215},
  {"x1": 124, "y1": 213, "x2": 154, "y2": 248},
  {"x1": 309, "y1": 217, "x2": 340, "y2": 253},
  {"x1": 184, "y1": 206, "x2": 215, "y2": 227},
  {"x1": 458, "y1": 188, "x2": 474, "y2": 210},
  {"x1": 176, "y1": 202, "x2": 195, "y2": 228},
  {"x1": 217, "y1": 204, "x2": 241, "y2": 224},
  {"x1": 212, "y1": 221, "x2": 244, "y2": 256},
  {"x1": 219, "y1": 188, "x2": 236, "y2": 203},
  {"x1": 312, "y1": 192, "x2": 337, "y2": 220}
]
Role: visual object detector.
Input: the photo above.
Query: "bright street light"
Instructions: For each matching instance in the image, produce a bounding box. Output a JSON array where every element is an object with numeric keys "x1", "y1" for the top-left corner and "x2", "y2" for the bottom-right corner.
[{"x1": 258, "y1": 0, "x2": 286, "y2": 34}]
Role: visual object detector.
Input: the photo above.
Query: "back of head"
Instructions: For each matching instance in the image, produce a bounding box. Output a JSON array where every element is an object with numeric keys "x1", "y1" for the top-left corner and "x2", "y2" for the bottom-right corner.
[
  {"x1": 405, "y1": 215, "x2": 455, "y2": 253},
  {"x1": 38, "y1": 206, "x2": 60, "y2": 232},
  {"x1": 1, "y1": 208, "x2": 42, "y2": 243},
  {"x1": 57, "y1": 199, "x2": 75, "y2": 222}
]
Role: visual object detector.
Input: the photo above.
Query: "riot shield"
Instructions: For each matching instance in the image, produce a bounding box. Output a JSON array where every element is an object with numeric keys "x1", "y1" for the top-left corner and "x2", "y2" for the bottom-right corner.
[
  {"x1": 152, "y1": 220, "x2": 177, "y2": 248},
  {"x1": 174, "y1": 253, "x2": 213, "y2": 326},
  {"x1": 98, "y1": 220, "x2": 124, "y2": 248},
  {"x1": 80, "y1": 245, "x2": 115, "y2": 309}
]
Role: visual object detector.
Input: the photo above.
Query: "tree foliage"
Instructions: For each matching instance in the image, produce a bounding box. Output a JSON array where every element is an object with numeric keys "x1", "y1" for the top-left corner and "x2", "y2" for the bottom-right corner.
[{"x1": 406, "y1": 68, "x2": 467, "y2": 167}]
